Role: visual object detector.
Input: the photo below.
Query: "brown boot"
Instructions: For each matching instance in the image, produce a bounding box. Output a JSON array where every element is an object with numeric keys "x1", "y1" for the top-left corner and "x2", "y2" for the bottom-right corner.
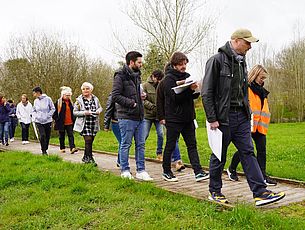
[
  {"x1": 156, "y1": 154, "x2": 163, "y2": 162},
  {"x1": 175, "y1": 160, "x2": 186, "y2": 172}
]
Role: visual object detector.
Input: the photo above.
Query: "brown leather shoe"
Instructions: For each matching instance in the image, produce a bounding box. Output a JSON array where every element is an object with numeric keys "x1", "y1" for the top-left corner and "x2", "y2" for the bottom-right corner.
[
  {"x1": 71, "y1": 148, "x2": 78, "y2": 154},
  {"x1": 175, "y1": 160, "x2": 186, "y2": 172},
  {"x1": 156, "y1": 154, "x2": 163, "y2": 162}
]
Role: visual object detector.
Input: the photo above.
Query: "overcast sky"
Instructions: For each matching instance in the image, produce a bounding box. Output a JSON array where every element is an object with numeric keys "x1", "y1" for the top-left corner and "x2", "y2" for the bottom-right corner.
[{"x1": 0, "y1": 0, "x2": 304, "y2": 72}]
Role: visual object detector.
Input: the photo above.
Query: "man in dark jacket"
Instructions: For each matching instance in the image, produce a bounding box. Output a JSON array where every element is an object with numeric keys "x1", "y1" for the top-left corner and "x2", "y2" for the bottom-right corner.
[
  {"x1": 112, "y1": 51, "x2": 153, "y2": 181},
  {"x1": 201, "y1": 28, "x2": 285, "y2": 206},
  {"x1": 158, "y1": 51, "x2": 209, "y2": 182},
  {"x1": 142, "y1": 70, "x2": 164, "y2": 161}
]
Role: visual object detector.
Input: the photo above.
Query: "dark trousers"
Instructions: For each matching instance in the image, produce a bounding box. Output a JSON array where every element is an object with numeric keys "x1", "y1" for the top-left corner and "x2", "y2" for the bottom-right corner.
[
  {"x1": 163, "y1": 121, "x2": 202, "y2": 175},
  {"x1": 9, "y1": 119, "x2": 18, "y2": 139},
  {"x1": 209, "y1": 111, "x2": 267, "y2": 197},
  {"x1": 230, "y1": 131, "x2": 267, "y2": 178},
  {"x1": 20, "y1": 122, "x2": 30, "y2": 141},
  {"x1": 59, "y1": 125, "x2": 75, "y2": 150},
  {"x1": 83, "y1": 135, "x2": 95, "y2": 159},
  {"x1": 36, "y1": 122, "x2": 52, "y2": 153}
]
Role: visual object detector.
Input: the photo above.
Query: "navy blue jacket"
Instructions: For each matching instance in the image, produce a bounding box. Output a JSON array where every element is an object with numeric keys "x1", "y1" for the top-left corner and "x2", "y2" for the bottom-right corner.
[{"x1": 0, "y1": 103, "x2": 11, "y2": 123}]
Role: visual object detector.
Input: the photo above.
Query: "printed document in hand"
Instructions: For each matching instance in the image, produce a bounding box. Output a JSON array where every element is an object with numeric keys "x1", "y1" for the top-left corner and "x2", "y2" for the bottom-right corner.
[
  {"x1": 206, "y1": 120, "x2": 222, "y2": 161},
  {"x1": 172, "y1": 79, "x2": 195, "y2": 94}
]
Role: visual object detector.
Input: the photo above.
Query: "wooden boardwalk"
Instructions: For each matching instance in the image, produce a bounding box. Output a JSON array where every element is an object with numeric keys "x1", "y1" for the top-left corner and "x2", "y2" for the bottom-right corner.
[{"x1": 1, "y1": 140, "x2": 305, "y2": 209}]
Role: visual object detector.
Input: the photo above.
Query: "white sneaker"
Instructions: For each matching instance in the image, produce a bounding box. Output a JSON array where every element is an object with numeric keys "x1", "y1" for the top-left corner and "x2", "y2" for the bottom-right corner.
[
  {"x1": 25, "y1": 141, "x2": 30, "y2": 144},
  {"x1": 136, "y1": 171, "x2": 153, "y2": 181},
  {"x1": 22, "y1": 141, "x2": 26, "y2": 145},
  {"x1": 121, "y1": 171, "x2": 134, "y2": 180},
  {"x1": 10, "y1": 138, "x2": 14, "y2": 142}
]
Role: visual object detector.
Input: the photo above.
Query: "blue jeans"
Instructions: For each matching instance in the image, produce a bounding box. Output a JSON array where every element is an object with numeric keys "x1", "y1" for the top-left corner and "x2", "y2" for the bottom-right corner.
[
  {"x1": 172, "y1": 140, "x2": 181, "y2": 162},
  {"x1": 144, "y1": 119, "x2": 163, "y2": 154},
  {"x1": 0, "y1": 122, "x2": 9, "y2": 144},
  {"x1": 118, "y1": 119, "x2": 145, "y2": 172},
  {"x1": 111, "y1": 121, "x2": 121, "y2": 164}
]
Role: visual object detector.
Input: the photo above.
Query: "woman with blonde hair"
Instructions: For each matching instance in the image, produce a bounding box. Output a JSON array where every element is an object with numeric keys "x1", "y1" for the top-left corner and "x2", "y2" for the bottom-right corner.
[
  {"x1": 53, "y1": 86, "x2": 78, "y2": 154},
  {"x1": 73, "y1": 82, "x2": 102, "y2": 165},
  {"x1": 16, "y1": 94, "x2": 33, "y2": 144},
  {"x1": 227, "y1": 64, "x2": 277, "y2": 186}
]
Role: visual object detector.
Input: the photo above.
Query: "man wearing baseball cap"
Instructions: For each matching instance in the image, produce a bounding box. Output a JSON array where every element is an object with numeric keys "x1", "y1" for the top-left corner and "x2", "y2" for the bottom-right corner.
[{"x1": 201, "y1": 28, "x2": 285, "y2": 206}]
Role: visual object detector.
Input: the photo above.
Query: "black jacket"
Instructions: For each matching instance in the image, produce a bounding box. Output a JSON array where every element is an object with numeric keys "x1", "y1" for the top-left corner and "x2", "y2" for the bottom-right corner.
[
  {"x1": 112, "y1": 64, "x2": 144, "y2": 121},
  {"x1": 53, "y1": 99, "x2": 75, "y2": 131},
  {"x1": 201, "y1": 41, "x2": 251, "y2": 125},
  {"x1": 104, "y1": 93, "x2": 118, "y2": 130},
  {"x1": 156, "y1": 64, "x2": 199, "y2": 123}
]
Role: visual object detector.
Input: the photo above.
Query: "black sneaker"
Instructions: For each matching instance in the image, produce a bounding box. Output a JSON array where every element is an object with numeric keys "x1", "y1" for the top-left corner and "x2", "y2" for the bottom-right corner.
[
  {"x1": 82, "y1": 156, "x2": 90, "y2": 163},
  {"x1": 227, "y1": 168, "x2": 239, "y2": 181},
  {"x1": 208, "y1": 192, "x2": 228, "y2": 204},
  {"x1": 116, "y1": 162, "x2": 120, "y2": 168},
  {"x1": 255, "y1": 190, "x2": 285, "y2": 206},
  {"x1": 264, "y1": 176, "x2": 277, "y2": 186},
  {"x1": 195, "y1": 172, "x2": 209, "y2": 182},
  {"x1": 42, "y1": 151, "x2": 48, "y2": 156},
  {"x1": 162, "y1": 171, "x2": 178, "y2": 182}
]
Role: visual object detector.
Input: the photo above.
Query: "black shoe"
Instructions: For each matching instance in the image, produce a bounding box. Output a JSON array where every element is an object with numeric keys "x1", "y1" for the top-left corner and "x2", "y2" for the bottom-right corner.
[
  {"x1": 264, "y1": 176, "x2": 277, "y2": 186},
  {"x1": 227, "y1": 168, "x2": 239, "y2": 181},
  {"x1": 82, "y1": 156, "x2": 90, "y2": 163},
  {"x1": 5, "y1": 142, "x2": 9, "y2": 146},
  {"x1": 42, "y1": 151, "x2": 48, "y2": 156},
  {"x1": 162, "y1": 171, "x2": 178, "y2": 182},
  {"x1": 195, "y1": 171, "x2": 209, "y2": 182},
  {"x1": 116, "y1": 162, "x2": 120, "y2": 168}
]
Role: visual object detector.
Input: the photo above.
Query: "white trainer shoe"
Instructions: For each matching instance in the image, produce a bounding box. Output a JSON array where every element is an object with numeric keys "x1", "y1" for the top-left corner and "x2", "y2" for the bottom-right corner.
[
  {"x1": 121, "y1": 171, "x2": 134, "y2": 180},
  {"x1": 25, "y1": 141, "x2": 30, "y2": 144},
  {"x1": 136, "y1": 171, "x2": 153, "y2": 181},
  {"x1": 22, "y1": 141, "x2": 26, "y2": 145},
  {"x1": 10, "y1": 138, "x2": 14, "y2": 142}
]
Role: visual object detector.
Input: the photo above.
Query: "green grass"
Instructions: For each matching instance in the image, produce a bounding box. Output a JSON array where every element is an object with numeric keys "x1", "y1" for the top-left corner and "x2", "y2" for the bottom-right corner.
[
  {"x1": 0, "y1": 152, "x2": 304, "y2": 229},
  {"x1": 49, "y1": 108, "x2": 305, "y2": 181}
]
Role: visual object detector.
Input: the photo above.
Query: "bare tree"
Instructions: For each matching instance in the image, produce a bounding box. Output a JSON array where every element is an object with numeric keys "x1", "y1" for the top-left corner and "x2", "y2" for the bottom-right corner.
[{"x1": 126, "y1": 0, "x2": 215, "y2": 59}]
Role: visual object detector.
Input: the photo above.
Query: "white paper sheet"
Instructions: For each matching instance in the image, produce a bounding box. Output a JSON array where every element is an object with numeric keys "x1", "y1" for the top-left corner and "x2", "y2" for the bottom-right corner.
[{"x1": 206, "y1": 120, "x2": 222, "y2": 161}]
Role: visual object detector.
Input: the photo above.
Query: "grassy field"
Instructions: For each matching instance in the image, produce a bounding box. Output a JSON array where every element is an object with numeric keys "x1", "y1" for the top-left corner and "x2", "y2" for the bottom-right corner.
[
  {"x1": 49, "y1": 109, "x2": 305, "y2": 181},
  {"x1": 0, "y1": 152, "x2": 304, "y2": 229}
]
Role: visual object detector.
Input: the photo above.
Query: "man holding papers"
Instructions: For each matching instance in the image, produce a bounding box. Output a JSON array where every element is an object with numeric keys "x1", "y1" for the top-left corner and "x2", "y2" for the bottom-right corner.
[
  {"x1": 158, "y1": 51, "x2": 209, "y2": 182},
  {"x1": 201, "y1": 29, "x2": 285, "y2": 206}
]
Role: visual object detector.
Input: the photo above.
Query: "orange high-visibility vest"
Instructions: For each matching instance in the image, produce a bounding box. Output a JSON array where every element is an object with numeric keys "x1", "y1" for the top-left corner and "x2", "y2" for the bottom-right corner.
[{"x1": 249, "y1": 88, "x2": 271, "y2": 135}]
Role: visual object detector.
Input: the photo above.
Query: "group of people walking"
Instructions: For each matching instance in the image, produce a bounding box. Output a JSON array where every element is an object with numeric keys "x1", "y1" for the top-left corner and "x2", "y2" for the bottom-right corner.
[{"x1": 1, "y1": 28, "x2": 285, "y2": 207}]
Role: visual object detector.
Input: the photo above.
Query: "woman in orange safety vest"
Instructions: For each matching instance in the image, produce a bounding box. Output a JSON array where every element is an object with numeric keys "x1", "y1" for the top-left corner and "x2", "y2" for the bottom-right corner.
[{"x1": 227, "y1": 65, "x2": 277, "y2": 186}]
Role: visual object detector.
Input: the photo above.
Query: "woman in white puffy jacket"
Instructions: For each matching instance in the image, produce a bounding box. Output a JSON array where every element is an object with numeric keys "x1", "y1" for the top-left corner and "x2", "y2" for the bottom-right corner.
[{"x1": 16, "y1": 94, "x2": 33, "y2": 144}]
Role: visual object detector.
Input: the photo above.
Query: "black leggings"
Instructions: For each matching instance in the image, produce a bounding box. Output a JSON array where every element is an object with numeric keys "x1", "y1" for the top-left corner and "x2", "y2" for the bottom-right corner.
[{"x1": 83, "y1": 135, "x2": 95, "y2": 158}]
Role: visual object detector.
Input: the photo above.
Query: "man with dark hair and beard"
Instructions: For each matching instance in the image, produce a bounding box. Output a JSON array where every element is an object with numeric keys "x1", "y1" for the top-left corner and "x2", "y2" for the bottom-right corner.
[
  {"x1": 157, "y1": 51, "x2": 209, "y2": 182},
  {"x1": 112, "y1": 51, "x2": 153, "y2": 181}
]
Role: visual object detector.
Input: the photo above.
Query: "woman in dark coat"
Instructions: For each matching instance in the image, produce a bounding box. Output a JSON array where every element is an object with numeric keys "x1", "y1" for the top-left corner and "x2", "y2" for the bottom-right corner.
[{"x1": 53, "y1": 86, "x2": 78, "y2": 154}]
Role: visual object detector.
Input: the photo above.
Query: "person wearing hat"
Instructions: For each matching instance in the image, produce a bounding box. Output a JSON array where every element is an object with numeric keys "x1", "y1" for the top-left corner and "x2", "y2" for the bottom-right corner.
[
  {"x1": 227, "y1": 65, "x2": 277, "y2": 186},
  {"x1": 201, "y1": 29, "x2": 285, "y2": 206},
  {"x1": 32, "y1": 86, "x2": 55, "y2": 155},
  {"x1": 53, "y1": 86, "x2": 78, "y2": 154}
]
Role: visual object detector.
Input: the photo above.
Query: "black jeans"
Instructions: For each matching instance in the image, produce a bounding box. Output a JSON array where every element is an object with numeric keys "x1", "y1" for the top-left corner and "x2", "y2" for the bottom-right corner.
[
  {"x1": 20, "y1": 122, "x2": 30, "y2": 141},
  {"x1": 83, "y1": 135, "x2": 95, "y2": 159},
  {"x1": 230, "y1": 131, "x2": 267, "y2": 178},
  {"x1": 36, "y1": 122, "x2": 52, "y2": 153},
  {"x1": 59, "y1": 125, "x2": 75, "y2": 150},
  {"x1": 209, "y1": 110, "x2": 267, "y2": 197},
  {"x1": 163, "y1": 121, "x2": 203, "y2": 175}
]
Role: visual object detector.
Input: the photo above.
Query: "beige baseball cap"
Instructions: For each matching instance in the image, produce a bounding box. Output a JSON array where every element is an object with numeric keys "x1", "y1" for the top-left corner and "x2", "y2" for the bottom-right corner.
[{"x1": 231, "y1": 28, "x2": 259, "y2": 43}]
